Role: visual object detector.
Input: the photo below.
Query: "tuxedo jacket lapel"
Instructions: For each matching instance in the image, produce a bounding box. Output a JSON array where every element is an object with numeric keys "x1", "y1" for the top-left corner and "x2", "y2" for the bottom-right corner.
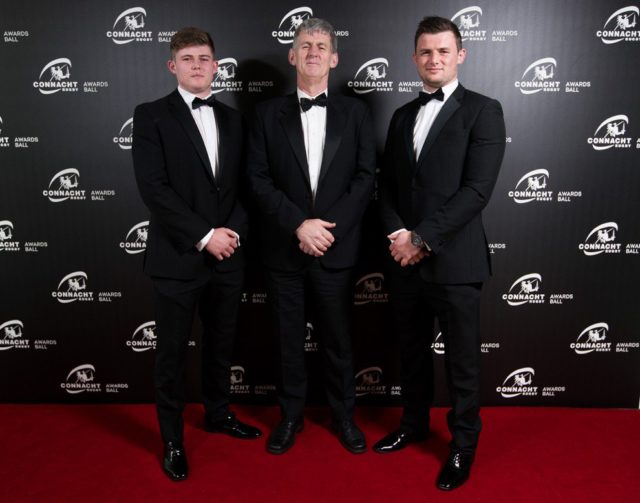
[
  {"x1": 415, "y1": 85, "x2": 464, "y2": 169},
  {"x1": 317, "y1": 97, "x2": 346, "y2": 190},
  {"x1": 403, "y1": 101, "x2": 421, "y2": 174},
  {"x1": 279, "y1": 94, "x2": 311, "y2": 189},
  {"x1": 168, "y1": 90, "x2": 216, "y2": 186}
]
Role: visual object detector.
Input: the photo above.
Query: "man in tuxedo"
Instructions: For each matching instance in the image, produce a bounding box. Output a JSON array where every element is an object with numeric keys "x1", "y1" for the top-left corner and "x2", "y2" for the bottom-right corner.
[
  {"x1": 247, "y1": 18, "x2": 375, "y2": 455},
  {"x1": 374, "y1": 17, "x2": 506, "y2": 491},
  {"x1": 132, "y1": 27, "x2": 261, "y2": 482}
]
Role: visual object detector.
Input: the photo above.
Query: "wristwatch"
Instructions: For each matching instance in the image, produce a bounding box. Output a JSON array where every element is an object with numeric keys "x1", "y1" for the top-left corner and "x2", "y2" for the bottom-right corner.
[{"x1": 410, "y1": 231, "x2": 424, "y2": 248}]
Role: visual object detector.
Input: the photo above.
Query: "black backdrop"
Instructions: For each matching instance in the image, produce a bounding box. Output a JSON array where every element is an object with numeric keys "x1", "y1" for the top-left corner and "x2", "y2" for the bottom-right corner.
[{"x1": 1, "y1": 1, "x2": 639, "y2": 408}]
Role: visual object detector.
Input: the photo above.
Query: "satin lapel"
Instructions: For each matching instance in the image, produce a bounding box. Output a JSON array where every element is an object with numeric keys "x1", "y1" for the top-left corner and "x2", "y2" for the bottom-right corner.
[
  {"x1": 403, "y1": 100, "x2": 422, "y2": 173},
  {"x1": 415, "y1": 85, "x2": 465, "y2": 169},
  {"x1": 213, "y1": 105, "x2": 229, "y2": 183},
  {"x1": 168, "y1": 91, "x2": 215, "y2": 185},
  {"x1": 317, "y1": 97, "x2": 346, "y2": 190},
  {"x1": 278, "y1": 94, "x2": 311, "y2": 188}
]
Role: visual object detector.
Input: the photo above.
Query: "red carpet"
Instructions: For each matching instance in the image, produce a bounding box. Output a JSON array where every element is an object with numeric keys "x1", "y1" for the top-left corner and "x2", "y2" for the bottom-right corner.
[{"x1": 1, "y1": 405, "x2": 638, "y2": 502}]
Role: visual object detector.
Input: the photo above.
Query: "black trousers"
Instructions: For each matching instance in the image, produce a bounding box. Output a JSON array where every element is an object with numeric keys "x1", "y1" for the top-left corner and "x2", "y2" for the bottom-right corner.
[
  {"x1": 265, "y1": 261, "x2": 356, "y2": 422},
  {"x1": 152, "y1": 268, "x2": 243, "y2": 443},
  {"x1": 388, "y1": 267, "x2": 483, "y2": 453}
]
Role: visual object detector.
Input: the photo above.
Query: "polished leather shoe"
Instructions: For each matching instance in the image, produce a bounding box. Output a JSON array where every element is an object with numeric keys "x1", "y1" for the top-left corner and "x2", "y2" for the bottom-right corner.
[
  {"x1": 332, "y1": 419, "x2": 367, "y2": 454},
  {"x1": 267, "y1": 418, "x2": 303, "y2": 454},
  {"x1": 373, "y1": 428, "x2": 427, "y2": 453},
  {"x1": 205, "y1": 411, "x2": 262, "y2": 439},
  {"x1": 162, "y1": 442, "x2": 188, "y2": 481},
  {"x1": 436, "y1": 450, "x2": 475, "y2": 491}
]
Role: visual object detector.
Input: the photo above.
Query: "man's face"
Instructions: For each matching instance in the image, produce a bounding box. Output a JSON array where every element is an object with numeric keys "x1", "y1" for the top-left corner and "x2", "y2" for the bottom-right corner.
[
  {"x1": 288, "y1": 30, "x2": 338, "y2": 85},
  {"x1": 413, "y1": 31, "x2": 466, "y2": 91},
  {"x1": 167, "y1": 44, "x2": 218, "y2": 96}
]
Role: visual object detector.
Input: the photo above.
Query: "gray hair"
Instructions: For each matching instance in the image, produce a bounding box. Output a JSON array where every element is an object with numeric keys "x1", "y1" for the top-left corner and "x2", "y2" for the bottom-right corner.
[{"x1": 292, "y1": 17, "x2": 338, "y2": 53}]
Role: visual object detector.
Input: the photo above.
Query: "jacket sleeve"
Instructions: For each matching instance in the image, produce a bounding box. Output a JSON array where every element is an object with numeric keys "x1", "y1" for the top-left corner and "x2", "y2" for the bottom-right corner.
[{"x1": 379, "y1": 108, "x2": 408, "y2": 235}]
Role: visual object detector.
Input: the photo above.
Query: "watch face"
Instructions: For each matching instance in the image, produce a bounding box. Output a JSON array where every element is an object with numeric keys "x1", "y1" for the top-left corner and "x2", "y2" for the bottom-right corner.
[{"x1": 411, "y1": 233, "x2": 422, "y2": 247}]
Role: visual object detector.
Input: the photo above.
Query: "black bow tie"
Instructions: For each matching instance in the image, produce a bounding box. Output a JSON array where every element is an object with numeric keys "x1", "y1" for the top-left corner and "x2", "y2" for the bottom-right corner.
[
  {"x1": 299, "y1": 93, "x2": 327, "y2": 112},
  {"x1": 192, "y1": 96, "x2": 215, "y2": 109},
  {"x1": 417, "y1": 88, "x2": 444, "y2": 105}
]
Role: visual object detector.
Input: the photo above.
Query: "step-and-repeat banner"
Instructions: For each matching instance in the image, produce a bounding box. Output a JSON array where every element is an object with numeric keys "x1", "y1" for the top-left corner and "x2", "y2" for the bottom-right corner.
[{"x1": 1, "y1": 1, "x2": 639, "y2": 407}]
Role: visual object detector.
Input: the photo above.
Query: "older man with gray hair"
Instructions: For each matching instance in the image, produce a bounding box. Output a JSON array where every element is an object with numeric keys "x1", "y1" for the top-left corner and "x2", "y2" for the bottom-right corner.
[{"x1": 247, "y1": 18, "x2": 376, "y2": 455}]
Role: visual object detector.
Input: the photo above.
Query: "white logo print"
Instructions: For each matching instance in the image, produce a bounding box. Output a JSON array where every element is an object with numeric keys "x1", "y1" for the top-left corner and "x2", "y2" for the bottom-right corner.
[
  {"x1": 107, "y1": 7, "x2": 152, "y2": 44},
  {"x1": 114, "y1": 118, "x2": 133, "y2": 150},
  {"x1": 272, "y1": 7, "x2": 313, "y2": 44},
  {"x1": 597, "y1": 6, "x2": 640, "y2": 44},
  {"x1": 354, "y1": 272, "x2": 388, "y2": 305},
  {"x1": 120, "y1": 221, "x2": 149, "y2": 254},
  {"x1": 348, "y1": 58, "x2": 393, "y2": 94},
  {"x1": 34, "y1": 58, "x2": 78, "y2": 95},
  {"x1": 0, "y1": 320, "x2": 29, "y2": 351},
  {"x1": 43, "y1": 168, "x2": 86, "y2": 202},
  {"x1": 502, "y1": 273, "x2": 545, "y2": 306},
  {"x1": 515, "y1": 58, "x2": 560, "y2": 94},
  {"x1": 508, "y1": 169, "x2": 552, "y2": 203},
  {"x1": 52, "y1": 271, "x2": 94, "y2": 304},
  {"x1": 496, "y1": 367, "x2": 538, "y2": 398},
  {"x1": 0, "y1": 220, "x2": 13, "y2": 241},
  {"x1": 579, "y1": 222, "x2": 621, "y2": 256},
  {"x1": 128, "y1": 321, "x2": 157, "y2": 352},
  {"x1": 61, "y1": 364, "x2": 101, "y2": 394},
  {"x1": 588, "y1": 115, "x2": 633, "y2": 150},
  {"x1": 571, "y1": 323, "x2": 612, "y2": 354},
  {"x1": 451, "y1": 6, "x2": 486, "y2": 41},
  {"x1": 211, "y1": 58, "x2": 242, "y2": 93}
]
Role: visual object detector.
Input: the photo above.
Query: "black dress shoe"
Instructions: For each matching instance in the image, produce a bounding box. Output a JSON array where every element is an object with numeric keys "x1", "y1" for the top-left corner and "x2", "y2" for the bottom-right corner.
[
  {"x1": 332, "y1": 419, "x2": 367, "y2": 454},
  {"x1": 205, "y1": 411, "x2": 262, "y2": 439},
  {"x1": 163, "y1": 442, "x2": 188, "y2": 481},
  {"x1": 267, "y1": 418, "x2": 303, "y2": 454},
  {"x1": 436, "y1": 450, "x2": 475, "y2": 491},
  {"x1": 373, "y1": 428, "x2": 427, "y2": 453}
]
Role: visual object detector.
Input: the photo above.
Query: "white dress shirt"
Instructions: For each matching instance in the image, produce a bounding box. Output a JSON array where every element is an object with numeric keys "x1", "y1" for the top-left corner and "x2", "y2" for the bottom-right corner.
[
  {"x1": 413, "y1": 79, "x2": 459, "y2": 160},
  {"x1": 297, "y1": 88, "x2": 328, "y2": 198}
]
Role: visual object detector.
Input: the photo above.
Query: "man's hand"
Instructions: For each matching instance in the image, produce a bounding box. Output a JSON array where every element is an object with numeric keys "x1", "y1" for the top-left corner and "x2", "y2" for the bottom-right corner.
[
  {"x1": 296, "y1": 219, "x2": 336, "y2": 257},
  {"x1": 205, "y1": 227, "x2": 238, "y2": 261},
  {"x1": 388, "y1": 230, "x2": 429, "y2": 267}
]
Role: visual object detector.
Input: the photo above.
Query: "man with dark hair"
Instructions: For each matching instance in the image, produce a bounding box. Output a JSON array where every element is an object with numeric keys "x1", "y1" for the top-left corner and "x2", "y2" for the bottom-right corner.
[
  {"x1": 375, "y1": 16, "x2": 506, "y2": 491},
  {"x1": 247, "y1": 18, "x2": 375, "y2": 455},
  {"x1": 132, "y1": 26, "x2": 261, "y2": 482}
]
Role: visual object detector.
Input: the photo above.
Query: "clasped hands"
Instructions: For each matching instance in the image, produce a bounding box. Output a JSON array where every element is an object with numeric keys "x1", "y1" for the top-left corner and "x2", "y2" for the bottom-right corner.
[
  {"x1": 205, "y1": 227, "x2": 238, "y2": 261},
  {"x1": 388, "y1": 230, "x2": 429, "y2": 267},
  {"x1": 296, "y1": 219, "x2": 336, "y2": 257}
]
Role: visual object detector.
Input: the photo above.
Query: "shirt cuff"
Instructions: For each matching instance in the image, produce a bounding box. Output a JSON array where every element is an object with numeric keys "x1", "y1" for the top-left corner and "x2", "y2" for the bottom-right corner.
[
  {"x1": 388, "y1": 228, "x2": 407, "y2": 242},
  {"x1": 196, "y1": 228, "x2": 215, "y2": 251}
]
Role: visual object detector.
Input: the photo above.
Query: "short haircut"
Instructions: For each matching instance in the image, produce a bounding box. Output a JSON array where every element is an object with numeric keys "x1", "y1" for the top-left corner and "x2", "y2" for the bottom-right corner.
[
  {"x1": 414, "y1": 16, "x2": 462, "y2": 51},
  {"x1": 293, "y1": 17, "x2": 338, "y2": 53},
  {"x1": 169, "y1": 27, "x2": 215, "y2": 58}
]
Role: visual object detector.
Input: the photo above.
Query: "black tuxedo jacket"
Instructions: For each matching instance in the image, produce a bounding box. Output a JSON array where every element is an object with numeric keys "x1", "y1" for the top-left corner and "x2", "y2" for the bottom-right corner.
[
  {"x1": 380, "y1": 84, "x2": 506, "y2": 284},
  {"x1": 247, "y1": 93, "x2": 376, "y2": 271},
  {"x1": 132, "y1": 89, "x2": 247, "y2": 280}
]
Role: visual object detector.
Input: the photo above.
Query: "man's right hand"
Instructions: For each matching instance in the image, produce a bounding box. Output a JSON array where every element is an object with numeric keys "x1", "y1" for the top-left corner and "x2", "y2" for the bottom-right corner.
[
  {"x1": 205, "y1": 228, "x2": 238, "y2": 261},
  {"x1": 295, "y1": 219, "x2": 336, "y2": 257}
]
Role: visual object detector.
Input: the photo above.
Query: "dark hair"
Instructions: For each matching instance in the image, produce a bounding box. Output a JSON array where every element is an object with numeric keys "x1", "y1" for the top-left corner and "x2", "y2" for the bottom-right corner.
[
  {"x1": 414, "y1": 16, "x2": 462, "y2": 51},
  {"x1": 293, "y1": 17, "x2": 338, "y2": 53},
  {"x1": 170, "y1": 27, "x2": 215, "y2": 58}
]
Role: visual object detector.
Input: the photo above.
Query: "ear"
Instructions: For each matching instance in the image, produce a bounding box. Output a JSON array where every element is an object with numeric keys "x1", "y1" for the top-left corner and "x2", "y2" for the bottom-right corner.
[
  {"x1": 457, "y1": 48, "x2": 467, "y2": 65},
  {"x1": 211, "y1": 59, "x2": 219, "y2": 75},
  {"x1": 167, "y1": 59, "x2": 176, "y2": 75},
  {"x1": 329, "y1": 52, "x2": 339, "y2": 69},
  {"x1": 288, "y1": 48, "x2": 296, "y2": 67}
]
